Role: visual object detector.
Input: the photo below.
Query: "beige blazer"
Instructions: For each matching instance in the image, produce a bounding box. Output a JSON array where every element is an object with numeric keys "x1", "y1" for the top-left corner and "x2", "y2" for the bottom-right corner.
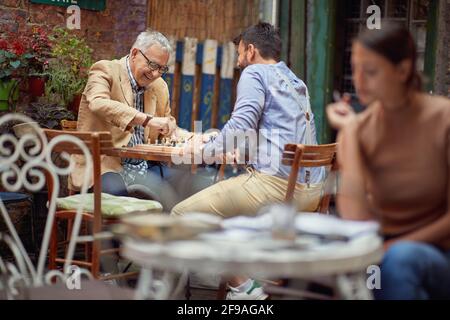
[{"x1": 69, "y1": 56, "x2": 178, "y2": 190}]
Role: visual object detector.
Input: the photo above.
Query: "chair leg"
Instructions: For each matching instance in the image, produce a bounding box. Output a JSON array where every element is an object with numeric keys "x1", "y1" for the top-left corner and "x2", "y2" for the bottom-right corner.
[
  {"x1": 67, "y1": 219, "x2": 73, "y2": 240},
  {"x1": 91, "y1": 247, "x2": 100, "y2": 278},
  {"x1": 216, "y1": 279, "x2": 228, "y2": 300},
  {"x1": 185, "y1": 276, "x2": 192, "y2": 300},
  {"x1": 88, "y1": 221, "x2": 102, "y2": 279},
  {"x1": 64, "y1": 218, "x2": 73, "y2": 256},
  {"x1": 91, "y1": 227, "x2": 101, "y2": 279},
  {"x1": 48, "y1": 218, "x2": 58, "y2": 270},
  {"x1": 84, "y1": 222, "x2": 92, "y2": 262}
]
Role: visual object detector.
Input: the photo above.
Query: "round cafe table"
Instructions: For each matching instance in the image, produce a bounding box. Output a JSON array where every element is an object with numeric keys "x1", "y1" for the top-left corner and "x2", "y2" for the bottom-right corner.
[{"x1": 121, "y1": 229, "x2": 383, "y2": 300}]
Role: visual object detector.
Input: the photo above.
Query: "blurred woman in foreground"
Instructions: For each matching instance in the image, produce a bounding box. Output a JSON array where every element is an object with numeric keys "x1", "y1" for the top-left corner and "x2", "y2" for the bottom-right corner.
[{"x1": 327, "y1": 22, "x2": 450, "y2": 299}]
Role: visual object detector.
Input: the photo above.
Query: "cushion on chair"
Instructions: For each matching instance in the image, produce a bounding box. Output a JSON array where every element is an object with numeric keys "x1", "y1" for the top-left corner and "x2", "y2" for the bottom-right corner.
[{"x1": 55, "y1": 193, "x2": 163, "y2": 217}]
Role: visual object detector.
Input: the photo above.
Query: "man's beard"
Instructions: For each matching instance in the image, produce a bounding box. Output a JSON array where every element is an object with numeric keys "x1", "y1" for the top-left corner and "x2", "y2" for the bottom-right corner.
[{"x1": 239, "y1": 57, "x2": 250, "y2": 70}]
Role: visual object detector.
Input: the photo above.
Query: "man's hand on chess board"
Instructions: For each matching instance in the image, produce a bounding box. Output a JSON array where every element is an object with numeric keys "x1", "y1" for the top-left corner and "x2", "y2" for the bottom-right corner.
[
  {"x1": 132, "y1": 138, "x2": 186, "y2": 158},
  {"x1": 136, "y1": 132, "x2": 219, "y2": 156},
  {"x1": 152, "y1": 136, "x2": 188, "y2": 147},
  {"x1": 146, "y1": 117, "x2": 176, "y2": 136},
  {"x1": 201, "y1": 131, "x2": 219, "y2": 143}
]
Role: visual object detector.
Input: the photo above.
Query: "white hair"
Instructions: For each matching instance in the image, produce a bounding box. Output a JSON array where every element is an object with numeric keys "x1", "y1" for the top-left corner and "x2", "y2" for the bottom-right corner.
[{"x1": 131, "y1": 29, "x2": 172, "y2": 54}]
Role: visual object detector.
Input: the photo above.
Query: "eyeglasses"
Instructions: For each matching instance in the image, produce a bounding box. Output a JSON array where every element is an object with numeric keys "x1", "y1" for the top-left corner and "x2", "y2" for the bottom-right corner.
[{"x1": 139, "y1": 49, "x2": 169, "y2": 75}]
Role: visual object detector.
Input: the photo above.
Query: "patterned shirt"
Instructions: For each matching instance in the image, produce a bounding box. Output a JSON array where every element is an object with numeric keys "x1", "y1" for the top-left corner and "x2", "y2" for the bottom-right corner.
[{"x1": 120, "y1": 56, "x2": 148, "y2": 184}]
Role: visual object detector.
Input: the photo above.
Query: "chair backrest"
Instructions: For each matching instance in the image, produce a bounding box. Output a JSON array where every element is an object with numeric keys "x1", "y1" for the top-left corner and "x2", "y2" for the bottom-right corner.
[
  {"x1": 60, "y1": 120, "x2": 78, "y2": 131},
  {"x1": 0, "y1": 114, "x2": 99, "y2": 296},
  {"x1": 42, "y1": 129, "x2": 114, "y2": 232},
  {"x1": 282, "y1": 143, "x2": 338, "y2": 213}
]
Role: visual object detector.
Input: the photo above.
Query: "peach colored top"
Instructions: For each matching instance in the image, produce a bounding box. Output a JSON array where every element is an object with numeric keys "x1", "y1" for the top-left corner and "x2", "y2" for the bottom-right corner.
[{"x1": 349, "y1": 95, "x2": 450, "y2": 249}]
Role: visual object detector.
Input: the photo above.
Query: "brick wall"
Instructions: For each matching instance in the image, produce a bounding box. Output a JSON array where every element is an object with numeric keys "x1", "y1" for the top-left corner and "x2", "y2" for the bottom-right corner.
[{"x1": 0, "y1": 0, "x2": 148, "y2": 61}]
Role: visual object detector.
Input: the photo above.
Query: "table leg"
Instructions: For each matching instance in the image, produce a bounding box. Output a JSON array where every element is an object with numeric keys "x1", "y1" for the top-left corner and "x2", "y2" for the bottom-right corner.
[
  {"x1": 134, "y1": 268, "x2": 189, "y2": 300},
  {"x1": 336, "y1": 272, "x2": 373, "y2": 300},
  {"x1": 134, "y1": 267, "x2": 154, "y2": 300}
]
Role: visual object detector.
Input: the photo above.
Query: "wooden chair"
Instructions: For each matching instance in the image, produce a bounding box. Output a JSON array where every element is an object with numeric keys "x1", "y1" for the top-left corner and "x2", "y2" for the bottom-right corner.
[
  {"x1": 215, "y1": 143, "x2": 338, "y2": 300},
  {"x1": 59, "y1": 120, "x2": 162, "y2": 201},
  {"x1": 60, "y1": 120, "x2": 78, "y2": 131},
  {"x1": 282, "y1": 143, "x2": 338, "y2": 213},
  {"x1": 259, "y1": 143, "x2": 338, "y2": 299},
  {"x1": 59, "y1": 120, "x2": 78, "y2": 197},
  {"x1": 43, "y1": 129, "x2": 162, "y2": 280}
]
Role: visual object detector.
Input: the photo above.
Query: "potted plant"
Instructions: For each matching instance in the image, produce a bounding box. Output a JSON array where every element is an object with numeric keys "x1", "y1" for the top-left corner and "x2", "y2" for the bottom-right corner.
[
  {"x1": 24, "y1": 102, "x2": 76, "y2": 129},
  {"x1": 0, "y1": 33, "x2": 30, "y2": 112},
  {"x1": 45, "y1": 27, "x2": 93, "y2": 115},
  {"x1": 26, "y1": 27, "x2": 52, "y2": 100}
]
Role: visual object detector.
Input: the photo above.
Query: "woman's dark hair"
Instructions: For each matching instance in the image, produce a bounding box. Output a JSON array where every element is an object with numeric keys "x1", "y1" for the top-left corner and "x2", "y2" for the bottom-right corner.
[
  {"x1": 355, "y1": 21, "x2": 422, "y2": 91},
  {"x1": 233, "y1": 22, "x2": 282, "y2": 61}
]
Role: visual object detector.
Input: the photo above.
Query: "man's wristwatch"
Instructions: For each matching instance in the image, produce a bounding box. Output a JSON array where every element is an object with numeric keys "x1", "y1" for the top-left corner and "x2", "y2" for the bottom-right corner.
[{"x1": 142, "y1": 114, "x2": 153, "y2": 127}]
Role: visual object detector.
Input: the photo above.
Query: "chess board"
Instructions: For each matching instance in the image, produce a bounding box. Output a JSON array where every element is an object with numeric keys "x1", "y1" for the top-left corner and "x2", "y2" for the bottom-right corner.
[
  {"x1": 108, "y1": 138, "x2": 189, "y2": 162},
  {"x1": 133, "y1": 144, "x2": 184, "y2": 155}
]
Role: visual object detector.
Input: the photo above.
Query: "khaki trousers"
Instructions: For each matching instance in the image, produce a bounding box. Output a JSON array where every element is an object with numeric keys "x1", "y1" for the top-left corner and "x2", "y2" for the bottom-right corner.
[{"x1": 171, "y1": 169, "x2": 323, "y2": 218}]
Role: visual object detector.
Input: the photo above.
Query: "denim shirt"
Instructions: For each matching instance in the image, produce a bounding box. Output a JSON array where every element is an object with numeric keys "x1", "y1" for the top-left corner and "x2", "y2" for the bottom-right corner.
[{"x1": 204, "y1": 61, "x2": 324, "y2": 183}]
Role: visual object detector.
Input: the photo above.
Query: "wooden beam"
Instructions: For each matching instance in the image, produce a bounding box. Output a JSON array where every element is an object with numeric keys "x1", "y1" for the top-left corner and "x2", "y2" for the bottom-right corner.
[
  {"x1": 279, "y1": 0, "x2": 291, "y2": 64},
  {"x1": 289, "y1": 0, "x2": 306, "y2": 79},
  {"x1": 423, "y1": 0, "x2": 439, "y2": 93},
  {"x1": 306, "y1": 0, "x2": 337, "y2": 144}
]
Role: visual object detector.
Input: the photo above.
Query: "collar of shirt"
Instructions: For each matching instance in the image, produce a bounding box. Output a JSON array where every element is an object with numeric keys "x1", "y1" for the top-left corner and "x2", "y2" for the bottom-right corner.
[{"x1": 126, "y1": 55, "x2": 146, "y2": 95}]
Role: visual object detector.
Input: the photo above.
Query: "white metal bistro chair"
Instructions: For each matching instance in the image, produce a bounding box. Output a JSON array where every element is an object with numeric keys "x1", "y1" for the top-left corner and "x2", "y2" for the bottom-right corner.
[{"x1": 0, "y1": 113, "x2": 96, "y2": 298}]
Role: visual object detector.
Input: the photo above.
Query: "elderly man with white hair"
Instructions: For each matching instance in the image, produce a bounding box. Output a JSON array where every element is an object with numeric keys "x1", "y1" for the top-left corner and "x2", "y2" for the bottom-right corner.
[{"x1": 71, "y1": 29, "x2": 194, "y2": 210}]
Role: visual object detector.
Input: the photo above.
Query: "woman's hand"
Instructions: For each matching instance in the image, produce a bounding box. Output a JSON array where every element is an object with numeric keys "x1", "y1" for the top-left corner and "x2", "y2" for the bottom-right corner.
[{"x1": 326, "y1": 94, "x2": 356, "y2": 130}]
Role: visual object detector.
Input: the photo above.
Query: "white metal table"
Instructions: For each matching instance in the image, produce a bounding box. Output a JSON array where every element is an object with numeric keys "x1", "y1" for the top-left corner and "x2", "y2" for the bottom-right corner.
[{"x1": 121, "y1": 229, "x2": 383, "y2": 300}]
